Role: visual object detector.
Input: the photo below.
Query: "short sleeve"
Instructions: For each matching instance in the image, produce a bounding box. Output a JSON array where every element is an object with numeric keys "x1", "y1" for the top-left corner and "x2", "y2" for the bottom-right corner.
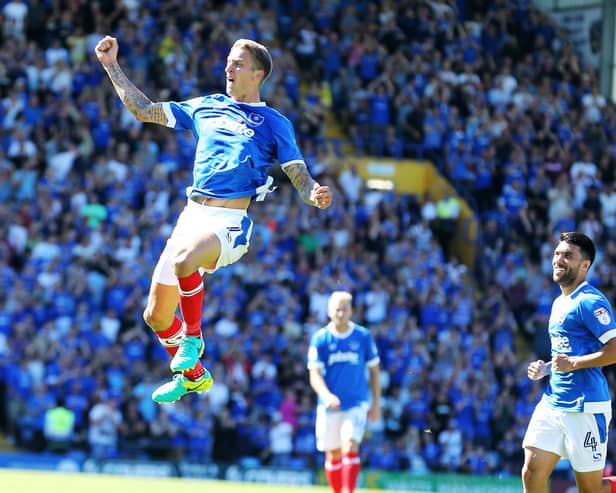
[
  {"x1": 307, "y1": 333, "x2": 325, "y2": 370},
  {"x1": 272, "y1": 115, "x2": 304, "y2": 168},
  {"x1": 580, "y1": 295, "x2": 616, "y2": 344},
  {"x1": 162, "y1": 97, "x2": 206, "y2": 130},
  {"x1": 365, "y1": 332, "x2": 380, "y2": 367}
]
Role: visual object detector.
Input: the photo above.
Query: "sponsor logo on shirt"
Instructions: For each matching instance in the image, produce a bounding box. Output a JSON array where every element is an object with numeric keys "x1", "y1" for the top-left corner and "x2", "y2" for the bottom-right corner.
[
  {"x1": 551, "y1": 335, "x2": 572, "y2": 353},
  {"x1": 328, "y1": 351, "x2": 359, "y2": 365},
  {"x1": 203, "y1": 115, "x2": 254, "y2": 137},
  {"x1": 593, "y1": 307, "x2": 611, "y2": 325}
]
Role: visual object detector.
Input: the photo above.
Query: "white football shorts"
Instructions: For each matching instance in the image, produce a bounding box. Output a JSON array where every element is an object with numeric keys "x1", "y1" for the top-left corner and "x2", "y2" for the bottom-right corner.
[
  {"x1": 523, "y1": 398, "x2": 612, "y2": 472},
  {"x1": 152, "y1": 199, "x2": 254, "y2": 286},
  {"x1": 315, "y1": 403, "x2": 369, "y2": 452}
]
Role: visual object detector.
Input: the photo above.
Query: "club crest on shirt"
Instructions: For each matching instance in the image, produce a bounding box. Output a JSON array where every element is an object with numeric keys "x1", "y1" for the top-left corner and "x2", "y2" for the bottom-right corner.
[
  {"x1": 246, "y1": 112, "x2": 265, "y2": 126},
  {"x1": 593, "y1": 307, "x2": 611, "y2": 325}
]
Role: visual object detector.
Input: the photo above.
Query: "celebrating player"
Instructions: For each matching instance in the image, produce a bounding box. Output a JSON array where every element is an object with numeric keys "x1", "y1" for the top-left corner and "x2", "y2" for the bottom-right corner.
[
  {"x1": 522, "y1": 232, "x2": 616, "y2": 493},
  {"x1": 95, "y1": 36, "x2": 332, "y2": 403},
  {"x1": 307, "y1": 291, "x2": 381, "y2": 493}
]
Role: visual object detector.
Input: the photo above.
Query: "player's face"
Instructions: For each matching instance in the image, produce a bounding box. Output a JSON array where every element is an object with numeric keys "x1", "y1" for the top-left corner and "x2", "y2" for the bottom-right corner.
[
  {"x1": 328, "y1": 299, "x2": 352, "y2": 327},
  {"x1": 225, "y1": 47, "x2": 261, "y2": 101},
  {"x1": 552, "y1": 241, "x2": 588, "y2": 287}
]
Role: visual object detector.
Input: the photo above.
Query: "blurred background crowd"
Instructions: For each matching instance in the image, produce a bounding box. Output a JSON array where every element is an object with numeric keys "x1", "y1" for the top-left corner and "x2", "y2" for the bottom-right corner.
[{"x1": 2, "y1": 0, "x2": 616, "y2": 479}]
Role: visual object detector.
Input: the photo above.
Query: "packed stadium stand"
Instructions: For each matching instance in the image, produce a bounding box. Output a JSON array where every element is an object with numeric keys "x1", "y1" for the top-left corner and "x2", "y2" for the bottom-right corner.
[{"x1": 2, "y1": 0, "x2": 616, "y2": 484}]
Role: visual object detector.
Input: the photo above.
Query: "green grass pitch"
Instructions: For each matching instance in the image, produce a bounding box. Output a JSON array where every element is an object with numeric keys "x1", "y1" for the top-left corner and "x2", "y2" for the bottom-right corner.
[{"x1": 0, "y1": 469, "x2": 417, "y2": 493}]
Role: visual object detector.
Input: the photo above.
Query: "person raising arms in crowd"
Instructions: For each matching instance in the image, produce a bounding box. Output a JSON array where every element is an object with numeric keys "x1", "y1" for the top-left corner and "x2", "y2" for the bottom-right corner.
[
  {"x1": 95, "y1": 35, "x2": 332, "y2": 403},
  {"x1": 523, "y1": 232, "x2": 616, "y2": 493}
]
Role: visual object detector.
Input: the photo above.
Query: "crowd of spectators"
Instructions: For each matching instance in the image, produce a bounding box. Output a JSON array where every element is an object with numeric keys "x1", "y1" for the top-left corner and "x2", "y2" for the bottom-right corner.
[{"x1": 2, "y1": 0, "x2": 616, "y2": 480}]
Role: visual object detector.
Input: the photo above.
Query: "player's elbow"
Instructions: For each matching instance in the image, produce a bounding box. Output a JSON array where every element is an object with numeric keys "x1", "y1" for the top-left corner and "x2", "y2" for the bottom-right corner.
[
  {"x1": 521, "y1": 463, "x2": 538, "y2": 487},
  {"x1": 308, "y1": 371, "x2": 321, "y2": 389},
  {"x1": 131, "y1": 101, "x2": 159, "y2": 124},
  {"x1": 133, "y1": 110, "x2": 149, "y2": 123},
  {"x1": 308, "y1": 372, "x2": 317, "y2": 387}
]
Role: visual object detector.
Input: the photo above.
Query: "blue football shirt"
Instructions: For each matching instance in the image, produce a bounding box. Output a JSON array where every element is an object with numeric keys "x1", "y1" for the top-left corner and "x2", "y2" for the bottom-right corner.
[
  {"x1": 544, "y1": 281, "x2": 616, "y2": 413},
  {"x1": 307, "y1": 323, "x2": 380, "y2": 410},
  {"x1": 162, "y1": 94, "x2": 304, "y2": 200}
]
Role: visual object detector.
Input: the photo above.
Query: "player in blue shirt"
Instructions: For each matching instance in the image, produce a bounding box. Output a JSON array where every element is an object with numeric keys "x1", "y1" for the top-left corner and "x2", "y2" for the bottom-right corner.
[
  {"x1": 522, "y1": 232, "x2": 616, "y2": 493},
  {"x1": 95, "y1": 36, "x2": 332, "y2": 403},
  {"x1": 307, "y1": 291, "x2": 380, "y2": 493}
]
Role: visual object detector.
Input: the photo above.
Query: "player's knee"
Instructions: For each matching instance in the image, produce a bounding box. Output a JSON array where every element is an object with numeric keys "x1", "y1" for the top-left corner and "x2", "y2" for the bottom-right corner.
[
  {"x1": 575, "y1": 477, "x2": 608, "y2": 493},
  {"x1": 521, "y1": 463, "x2": 542, "y2": 487},
  {"x1": 142, "y1": 306, "x2": 156, "y2": 328},
  {"x1": 341, "y1": 441, "x2": 359, "y2": 455},
  {"x1": 575, "y1": 485, "x2": 597, "y2": 493},
  {"x1": 171, "y1": 249, "x2": 194, "y2": 277},
  {"x1": 326, "y1": 449, "x2": 342, "y2": 461},
  {"x1": 143, "y1": 306, "x2": 170, "y2": 331}
]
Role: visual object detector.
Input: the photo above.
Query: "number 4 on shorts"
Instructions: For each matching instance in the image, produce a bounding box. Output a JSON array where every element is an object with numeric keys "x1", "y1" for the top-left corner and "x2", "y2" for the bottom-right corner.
[{"x1": 584, "y1": 432, "x2": 598, "y2": 452}]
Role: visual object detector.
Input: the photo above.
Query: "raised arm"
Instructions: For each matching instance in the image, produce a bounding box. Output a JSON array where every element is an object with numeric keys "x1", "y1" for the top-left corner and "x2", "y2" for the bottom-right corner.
[
  {"x1": 283, "y1": 162, "x2": 332, "y2": 208},
  {"x1": 94, "y1": 36, "x2": 168, "y2": 125}
]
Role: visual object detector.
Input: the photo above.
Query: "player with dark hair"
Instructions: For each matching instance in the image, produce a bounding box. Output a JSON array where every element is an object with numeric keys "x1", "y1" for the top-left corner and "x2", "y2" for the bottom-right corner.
[{"x1": 523, "y1": 232, "x2": 616, "y2": 492}]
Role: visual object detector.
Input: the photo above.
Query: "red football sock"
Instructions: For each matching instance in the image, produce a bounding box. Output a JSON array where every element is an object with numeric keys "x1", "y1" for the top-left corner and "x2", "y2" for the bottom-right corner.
[
  {"x1": 155, "y1": 315, "x2": 183, "y2": 357},
  {"x1": 342, "y1": 452, "x2": 361, "y2": 493},
  {"x1": 324, "y1": 457, "x2": 342, "y2": 493},
  {"x1": 183, "y1": 363, "x2": 205, "y2": 380},
  {"x1": 605, "y1": 476, "x2": 616, "y2": 493},
  {"x1": 155, "y1": 315, "x2": 205, "y2": 381},
  {"x1": 178, "y1": 272, "x2": 204, "y2": 337}
]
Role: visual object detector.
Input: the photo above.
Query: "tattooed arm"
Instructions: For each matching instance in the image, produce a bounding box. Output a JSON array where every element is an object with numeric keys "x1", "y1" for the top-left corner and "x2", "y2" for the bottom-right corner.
[
  {"x1": 283, "y1": 162, "x2": 332, "y2": 209},
  {"x1": 94, "y1": 35, "x2": 167, "y2": 125}
]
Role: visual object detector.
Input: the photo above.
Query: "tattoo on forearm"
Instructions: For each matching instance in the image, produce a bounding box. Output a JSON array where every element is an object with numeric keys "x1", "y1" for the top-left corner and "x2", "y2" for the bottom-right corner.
[
  {"x1": 284, "y1": 163, "x2": 315, "y2": 205},
  {"x1": 105, "y1": 62, "x2": 167, "y2": 125}
]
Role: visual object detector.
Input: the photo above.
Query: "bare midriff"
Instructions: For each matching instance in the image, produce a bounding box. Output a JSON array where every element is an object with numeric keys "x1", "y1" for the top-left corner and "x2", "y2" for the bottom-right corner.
[{"x1": 190, "y1": 196, "x2": 250, "y2": 210}]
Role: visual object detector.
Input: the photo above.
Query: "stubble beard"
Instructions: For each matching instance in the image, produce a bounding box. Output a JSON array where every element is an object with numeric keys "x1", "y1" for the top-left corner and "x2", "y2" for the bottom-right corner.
[{"x1": 553, "y1": 267, "x2": 577, "y2": 289}]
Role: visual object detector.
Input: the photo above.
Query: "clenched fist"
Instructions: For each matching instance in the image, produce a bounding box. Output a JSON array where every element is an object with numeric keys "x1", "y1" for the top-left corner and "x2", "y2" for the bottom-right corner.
[
  {"x1": 310, "y1": 183, "x2": 332, "y2": 209},
  {"x1": 95, "y1": 36, "x2": 119, "y2": 67}
]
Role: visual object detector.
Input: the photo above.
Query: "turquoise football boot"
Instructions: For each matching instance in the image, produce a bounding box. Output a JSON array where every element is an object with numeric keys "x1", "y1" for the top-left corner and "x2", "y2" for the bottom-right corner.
[
  {"x1": 151, "y1": 370, "x2": 213, "y2": 403},
  {"x1": 170, "y1": 335, "x2": 204, "y2": 372}
]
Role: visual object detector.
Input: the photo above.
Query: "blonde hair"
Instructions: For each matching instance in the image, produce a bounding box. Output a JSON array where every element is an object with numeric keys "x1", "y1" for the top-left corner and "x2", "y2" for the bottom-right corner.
[
  {"x1": 231, "y1": 39, "x2": 273, "y2": 85},
  {"x1": 329, "y1": 291, "x2": 353, "y2": 305}
]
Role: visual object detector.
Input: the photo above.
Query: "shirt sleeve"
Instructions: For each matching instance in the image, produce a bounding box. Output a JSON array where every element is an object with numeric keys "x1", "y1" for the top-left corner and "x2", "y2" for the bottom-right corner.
[
  {"x1": 581, "y1": 295, "x2": 616, "y2": 344},
  {"x1": 162, "y1": 96, "x2": 205, "y2": 130},
  {"x1": 307, "y1": 333, "x2": 325, "y2": 370},
  {"x1": 365, "y1": 332, "x2": 380, "y2": 367},
  {"x1": 272, "y1": 114, "x2": 305, "y2": 168}
]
